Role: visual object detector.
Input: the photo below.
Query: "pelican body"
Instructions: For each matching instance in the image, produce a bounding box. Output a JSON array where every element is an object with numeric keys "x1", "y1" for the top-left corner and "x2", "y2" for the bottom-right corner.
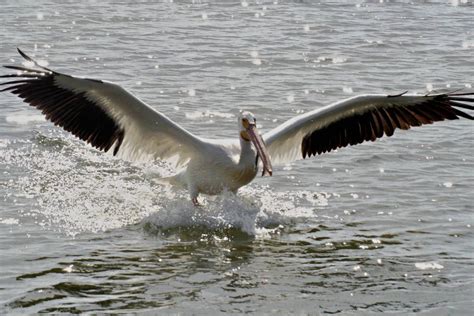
[
  {"x1": 2, "y1": 49, "x2": 473, "y2": 205},
  {"x1": 171, "y1": 111, "x2": 272, "y2": 205}
]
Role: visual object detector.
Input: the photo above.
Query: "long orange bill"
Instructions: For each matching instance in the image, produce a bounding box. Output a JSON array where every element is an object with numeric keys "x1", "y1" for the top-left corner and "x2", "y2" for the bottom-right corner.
[{"x1": 247, "y1": 124, "x2": 273, "y2": 176}]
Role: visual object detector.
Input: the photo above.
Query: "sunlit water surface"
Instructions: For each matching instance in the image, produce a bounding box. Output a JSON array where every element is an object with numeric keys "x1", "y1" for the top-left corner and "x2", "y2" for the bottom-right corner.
[{"x1": 1, "y1": 1, "x2": 473, "y2": 314}]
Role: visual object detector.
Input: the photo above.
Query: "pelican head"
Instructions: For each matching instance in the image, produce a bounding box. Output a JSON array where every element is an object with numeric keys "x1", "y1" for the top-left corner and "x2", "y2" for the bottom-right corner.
[{"x1": 238, "y1": 111, "x2": 273, "y2": 176}]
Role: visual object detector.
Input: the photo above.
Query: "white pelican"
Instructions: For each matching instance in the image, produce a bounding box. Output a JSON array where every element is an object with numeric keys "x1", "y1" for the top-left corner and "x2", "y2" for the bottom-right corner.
[{"x1": 2, "y1": 49, "x2": 473, "y2": 205}]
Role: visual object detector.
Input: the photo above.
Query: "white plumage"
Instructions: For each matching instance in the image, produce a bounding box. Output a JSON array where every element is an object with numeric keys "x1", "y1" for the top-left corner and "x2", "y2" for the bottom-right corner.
[
  {"x1": 54, "y1": 74, "x2": 204, "y2": 167},
  {"x1": 2, "y1": 49, "x2": 473, "y2": 205}
]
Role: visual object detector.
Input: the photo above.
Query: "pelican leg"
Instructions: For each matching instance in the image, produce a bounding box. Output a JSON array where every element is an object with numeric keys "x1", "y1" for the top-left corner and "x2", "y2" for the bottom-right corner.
[
  {"x1": 189, "y1": 185, "x2": 201, "y2": 207},
  {"x1": 192, "y1": 197, "x2": 201, "y2": 207}
]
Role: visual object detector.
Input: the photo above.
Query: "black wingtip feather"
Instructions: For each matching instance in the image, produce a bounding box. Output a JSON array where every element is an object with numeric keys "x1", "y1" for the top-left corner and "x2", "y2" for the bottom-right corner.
[
  {"x1": 451, "y1": 108, "x2": 474, "y2": 120},
  {"x1": 0, "y1": 79, "x2": 37, "y2": 86},
  {"x1": 449, "y1": 99, "x2": 474, "y2": 111},
  {"x1": 113, "y1": 130, "x2": 125, "y2": 156},
  {"x1": 0, "y1": 73, "x2": 43, "y2": 78},
  {"x1": 3, "y1": 65, "x2": 47, "y2": 73},
  {"x1": 17, "y1": 48, "x2": 33, "y2": 62},
  {"x1": 301, "y1": 92, "x2": 474, "y2": 159},
  {"x1": 448, "y1": 92, "x2": 474, "y2": 97},
  {"x1": 14, "y1": 48, "x2": 56, "y2": 74},
  {"x1": 388, "y1": 91, "x2": 408, "y2": 98},
  {"x1": 2, "y1": 52, "x2": 126, "y2": 155},
  {"x1": 449, "y1": 97, "x2": 474, "y2": 103}
]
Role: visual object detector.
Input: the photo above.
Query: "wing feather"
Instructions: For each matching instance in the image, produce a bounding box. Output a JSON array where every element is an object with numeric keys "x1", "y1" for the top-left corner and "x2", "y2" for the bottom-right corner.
[
  {"x1": 1, "y1": 49, "x2": 205, "y2": 167},
  {"x1": 264, "y1": 93, "x2": 473, "y2": 164}
]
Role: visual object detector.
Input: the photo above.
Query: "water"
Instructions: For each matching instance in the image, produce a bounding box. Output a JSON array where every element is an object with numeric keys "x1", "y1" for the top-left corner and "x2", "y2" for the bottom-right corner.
[{"x1": 1, "y1": 0, "x2": 473, "y2": 314}]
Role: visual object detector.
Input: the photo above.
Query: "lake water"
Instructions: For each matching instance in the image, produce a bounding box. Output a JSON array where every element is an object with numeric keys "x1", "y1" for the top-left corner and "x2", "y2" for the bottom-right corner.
[{"x1": 1, "y1": 0, "x2": 473, "y2": 314}]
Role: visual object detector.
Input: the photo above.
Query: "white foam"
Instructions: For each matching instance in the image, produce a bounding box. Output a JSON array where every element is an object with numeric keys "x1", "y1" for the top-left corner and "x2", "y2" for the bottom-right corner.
[
  {"x1": 6, "y1": 114, "x2": 46, "y2": 124},
  {"x1": 143, "y1": 187, "x2": 330, "y2": 237},
  {"x1": 0, "y1": 218, "x2": 19, "y2": 225},
  {"x1": 342, "y1": 87, "x2": 353, "y2": 94},
  {"x1": 415, "y1": 262, "x2": 444, "y2": 270},
  {"x1": 0, "y1": 139, "x2": 10, "y2": 148},
  {"x1": 315, "y1": 55, "x2": 347, "y2": 64},
  {"x1": 144, "y1": 191, "x2": 261, "y2": 235},
  {"x1": 450, "y1": 0, "x2": 469, "y2": 6},
  {"x1": 185, "y1": 110, "x2": 234, "y2": 120},
  {"x1": 366, "y1": 39, "x2": 383, "y2": 45},
  {"x1": 350, "y1": 193, "x2": 359, "y2": 199},
  {"x1": 22, "y1": 60, "x2": 35, "y2": 68},
  {"x1": 332, "y1": 56, "x2": 347, "y2": 64}
]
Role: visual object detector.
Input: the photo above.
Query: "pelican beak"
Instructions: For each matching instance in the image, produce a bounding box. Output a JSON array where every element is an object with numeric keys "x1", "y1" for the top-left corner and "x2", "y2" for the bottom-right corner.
[{"x1": 247, "y1": 123, "x2": 273, "y2": 176}]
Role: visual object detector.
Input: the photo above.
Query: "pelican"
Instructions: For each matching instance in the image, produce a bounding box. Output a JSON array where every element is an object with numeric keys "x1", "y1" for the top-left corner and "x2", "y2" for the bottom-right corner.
[{"x1": 2, "y1": 49, "x2": 473, "y2": 205}]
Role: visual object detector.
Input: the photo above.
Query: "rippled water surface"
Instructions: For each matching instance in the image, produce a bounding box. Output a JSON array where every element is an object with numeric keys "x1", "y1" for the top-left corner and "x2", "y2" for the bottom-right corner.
[{"x1": 1, "y1": 0, "x2": 473, "y2": 314}]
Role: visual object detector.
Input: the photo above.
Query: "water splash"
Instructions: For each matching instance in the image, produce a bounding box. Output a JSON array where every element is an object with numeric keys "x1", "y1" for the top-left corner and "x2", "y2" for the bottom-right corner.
[
  {"x1": 1, "y1": 132, "x2": 331, "y2": 237},
  {"x1": 143, "y1": 191, "x2": 261, "y2": 236},
  {"x1": 6, "y1": 114, "x2": 46, "y2": 124}
]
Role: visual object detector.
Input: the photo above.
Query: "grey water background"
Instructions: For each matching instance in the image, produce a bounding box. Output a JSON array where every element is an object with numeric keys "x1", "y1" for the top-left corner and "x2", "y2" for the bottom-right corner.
[{"x1": 0, "y1": 0, "x2": 473, "y2": 314}]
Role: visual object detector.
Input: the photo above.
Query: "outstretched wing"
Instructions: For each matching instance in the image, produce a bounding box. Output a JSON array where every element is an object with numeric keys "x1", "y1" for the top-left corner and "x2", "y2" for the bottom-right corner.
[
  {"x1": 263, "y1": 92, "x2": 474, "y2": 164},
  {"x1": 1, "y1": 49, "x2": 205, "y2": 167}
]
